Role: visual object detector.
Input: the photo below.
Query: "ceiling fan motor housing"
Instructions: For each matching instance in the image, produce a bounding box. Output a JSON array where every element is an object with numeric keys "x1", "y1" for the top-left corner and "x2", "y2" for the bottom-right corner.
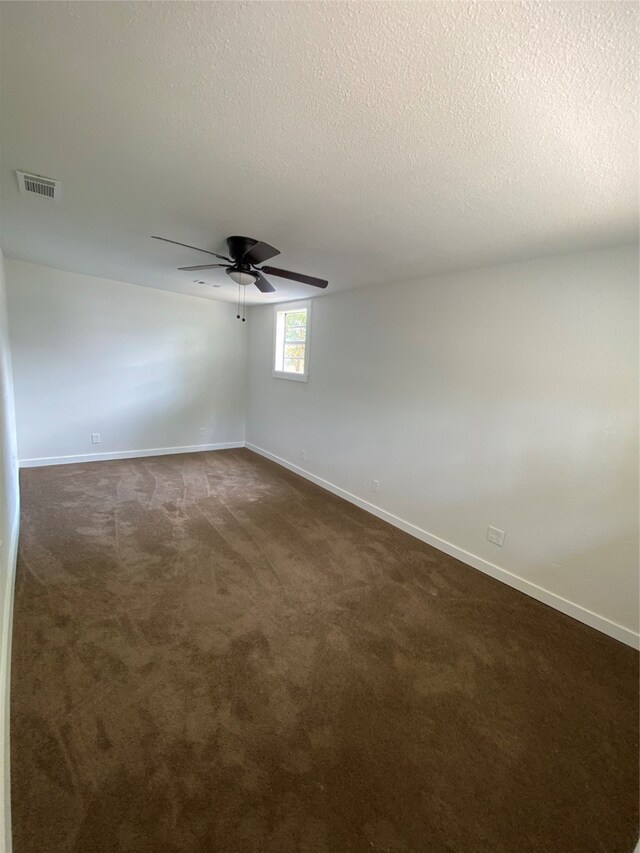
[
  {"x1": 227, "y1": 235, "x2": 258, "y2": 262},
  {"x1": 225, "y1": 237, "x2": 259, "y2": 285}
]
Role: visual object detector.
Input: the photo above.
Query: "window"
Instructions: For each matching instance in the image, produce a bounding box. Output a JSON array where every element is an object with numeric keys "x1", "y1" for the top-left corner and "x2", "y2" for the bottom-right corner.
[{"x1": 273, "y1": 302, "x2": 310, "y2": 381}]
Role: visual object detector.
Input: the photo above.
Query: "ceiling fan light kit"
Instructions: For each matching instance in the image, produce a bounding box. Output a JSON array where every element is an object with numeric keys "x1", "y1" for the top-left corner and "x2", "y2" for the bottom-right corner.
[
  {"x1": 226, "y1": 268, "x2": 258, "y2": 286},
  {"x1": 152, "y1": 233, "x2": 328, "y2": 320}
]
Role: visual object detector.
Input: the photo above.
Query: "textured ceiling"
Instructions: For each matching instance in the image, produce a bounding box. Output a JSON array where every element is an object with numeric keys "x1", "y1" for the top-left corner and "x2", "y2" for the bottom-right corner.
[{"x1": 0, "y1": 1, "x2": 637, "y2": 304}]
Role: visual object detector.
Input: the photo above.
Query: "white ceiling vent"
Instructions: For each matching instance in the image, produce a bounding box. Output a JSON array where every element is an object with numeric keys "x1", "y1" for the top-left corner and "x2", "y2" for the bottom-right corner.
[{"x1": 16, "y1": 171, "x2": 61, "y2": 202}]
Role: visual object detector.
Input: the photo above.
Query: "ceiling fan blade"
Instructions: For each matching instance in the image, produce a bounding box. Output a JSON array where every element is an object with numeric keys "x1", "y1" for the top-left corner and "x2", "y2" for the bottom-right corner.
[
  {"x1": 253, "y1": 271, "x2": 276, "y2": 293},
  {"x1": 177, "y1": 263, "x2": 229, "y2": 271},
  {"x1": 259, "y1": 265, "x2": 328, "y2": 289},
  {"x1": 152, "y1": 236, "x2": 230, "y2": 261},
  {"x1": 243, "y1": 241, "x2": 280, "y2": 265}
]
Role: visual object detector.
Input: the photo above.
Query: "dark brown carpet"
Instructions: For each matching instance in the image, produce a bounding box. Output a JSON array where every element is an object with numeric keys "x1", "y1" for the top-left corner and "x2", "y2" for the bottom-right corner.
[{"x1": 11, "y1": 449, "x2": 639, "y2": 853}]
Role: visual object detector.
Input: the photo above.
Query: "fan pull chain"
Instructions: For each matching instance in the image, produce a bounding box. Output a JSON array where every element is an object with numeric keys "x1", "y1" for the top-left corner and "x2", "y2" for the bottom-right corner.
[
  {"x1": 242, "y1": 284, "x2": 246, "y2": 322},
  {"x1": 236, "y1": 282, "x2": 241, "y2": 320}
]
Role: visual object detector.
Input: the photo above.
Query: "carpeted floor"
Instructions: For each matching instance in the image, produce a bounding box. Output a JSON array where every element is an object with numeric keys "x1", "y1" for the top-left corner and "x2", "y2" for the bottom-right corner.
[{"x1": 11, "y1": 449, "x2": 639, "y2": 853}]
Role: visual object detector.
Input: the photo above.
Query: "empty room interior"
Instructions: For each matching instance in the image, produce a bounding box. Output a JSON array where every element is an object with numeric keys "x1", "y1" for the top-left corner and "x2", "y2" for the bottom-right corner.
[{"x1": 0, "y1": 2, "x2": 638, "y2": 852}]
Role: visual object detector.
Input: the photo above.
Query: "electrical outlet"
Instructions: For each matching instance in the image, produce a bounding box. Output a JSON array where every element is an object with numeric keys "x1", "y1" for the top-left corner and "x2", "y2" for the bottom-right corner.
[
  {"x1": 487, "y1": 526, "x2": 505, "y2": 547},
  {"x1": 371, "y1": 479, "x2": 380, "y2": 493},
  {"x1": 91, "y1": 433, "x2": 101, "y2": 445},
  {"x1": 301, "y1": 450, "x2": 308, "y2": 462},
  {"x1": 199, "y1": 427, "x2": 206, "y2": 438}
]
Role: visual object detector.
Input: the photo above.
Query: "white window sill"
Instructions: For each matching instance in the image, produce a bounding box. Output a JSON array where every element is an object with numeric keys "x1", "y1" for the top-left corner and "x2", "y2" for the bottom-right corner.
[{"x1": 272, "y1": 370, "x2": 308, "y2": 382}]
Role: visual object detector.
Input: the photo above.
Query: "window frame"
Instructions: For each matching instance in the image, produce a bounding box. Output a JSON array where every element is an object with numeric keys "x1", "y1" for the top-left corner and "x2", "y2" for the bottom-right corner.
[{"x1": 272, "y1": 300, "x2": 312, "y2": 382}]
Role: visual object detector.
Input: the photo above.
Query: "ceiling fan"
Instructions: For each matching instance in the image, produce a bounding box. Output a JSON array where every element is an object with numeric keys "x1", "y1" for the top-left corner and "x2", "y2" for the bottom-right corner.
[{"x1": 151, "y1": 235, "x2": 328, "y2": 294}]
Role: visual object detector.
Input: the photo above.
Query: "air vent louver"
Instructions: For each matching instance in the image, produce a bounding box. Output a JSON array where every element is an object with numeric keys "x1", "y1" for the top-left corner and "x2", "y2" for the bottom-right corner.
[{"x1": 16, "y1": 171, "x2": 61, "y2": 201}]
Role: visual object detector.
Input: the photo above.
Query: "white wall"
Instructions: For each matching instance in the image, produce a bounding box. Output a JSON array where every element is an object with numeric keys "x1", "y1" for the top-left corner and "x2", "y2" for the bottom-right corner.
[
  {"x1": 246, "y1": 244, "x2": 640, "y2": 643},
  {"x1": 0, "y1": 249, "x2": 19, "y2": 852},
  {"x1": 5, "y1": 259, "x2": 247, "y2": 463}
]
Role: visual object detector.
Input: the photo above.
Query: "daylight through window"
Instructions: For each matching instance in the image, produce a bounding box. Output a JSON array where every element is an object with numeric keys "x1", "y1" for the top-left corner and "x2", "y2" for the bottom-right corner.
[{"x1": 274, "y1": 305, "x2": 309, "y2": 379}]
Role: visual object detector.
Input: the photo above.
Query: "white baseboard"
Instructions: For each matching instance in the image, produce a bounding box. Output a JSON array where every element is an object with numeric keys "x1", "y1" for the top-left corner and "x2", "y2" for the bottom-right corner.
[
  {"x1": 0, "y1": 504, "x2": 19, "y2": 853},
  {"x1": 245, "y1": 443, "x2": 640, "y2": 650},
  {"x1": 19, "y1": 441, "x2": 245, "y2": 468}
]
